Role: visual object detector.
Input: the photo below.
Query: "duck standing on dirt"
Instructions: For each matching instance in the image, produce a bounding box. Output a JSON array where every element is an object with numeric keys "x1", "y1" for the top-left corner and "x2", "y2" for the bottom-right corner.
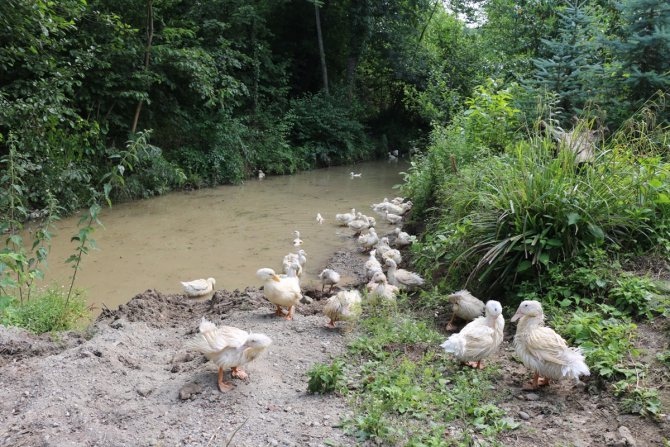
[
  {"x1": 187, "y1": 318, "x2": 272, "y2": 392},
  {"x1": 318, "y1": 268, "x2": 341, "y2": 293},
  {"x1": 256, "y1": 268, "x2": 302, "y2": 320},
  {"x1": 180, "y1": 277, "x2": 216, "y2": 297},
  {"x1": 323, "y1": 290, "x2": 362, "y2": 328},
  {"x1": 384, "y1": 259, "x2": 424, "y2": 291},
  {"x1": 446, "y1": 290, "x2": 485, "y2": 331},
  {"x1": 511, "y1": 300, "x2": 590, "y2": 390},
  {"x1": 440, "y1": 300, "x2": 504, "y2": 369},
  {"x1": 367, "y1": 271, "x2": 400, "y2": 304}
]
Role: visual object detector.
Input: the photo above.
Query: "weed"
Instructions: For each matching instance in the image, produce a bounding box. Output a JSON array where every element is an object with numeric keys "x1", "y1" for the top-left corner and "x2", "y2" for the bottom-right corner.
[
  {"x1": 307, "y1": 359, "x2": 345, "y2": 395},
  {"x1": 2, "y1": 287, "x2": 89, "y2": 333}
]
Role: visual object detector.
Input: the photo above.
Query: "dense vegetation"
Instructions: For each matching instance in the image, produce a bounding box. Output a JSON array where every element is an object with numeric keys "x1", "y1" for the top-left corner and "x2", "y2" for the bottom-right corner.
[{"x1": 2, "y1": 0, "x2": 670, "y2": 444}]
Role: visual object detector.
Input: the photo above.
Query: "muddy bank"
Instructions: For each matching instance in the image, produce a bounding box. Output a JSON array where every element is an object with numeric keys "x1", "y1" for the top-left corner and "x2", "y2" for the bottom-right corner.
[{"x1": 0, "y1": 250, "x2": 368, "y2": 447}]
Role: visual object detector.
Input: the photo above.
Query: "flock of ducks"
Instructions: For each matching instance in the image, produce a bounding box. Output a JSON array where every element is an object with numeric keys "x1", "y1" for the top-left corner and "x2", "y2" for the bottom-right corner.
[
  {"x1": 180, "y1": 171, "x2": 590, "y2": 393},
  {"x1": 440, "y1": 291, "x2": 590, "y2": 390}
]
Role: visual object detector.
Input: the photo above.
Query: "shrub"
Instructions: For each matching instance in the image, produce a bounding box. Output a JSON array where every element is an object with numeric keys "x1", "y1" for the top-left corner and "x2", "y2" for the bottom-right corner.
[
  {"x1": 288, "y1": 90, "x2": 372, "y2": 167},
  {"x1": 307, "y1": 359, "x2": 345, "y2": 394},
  {"x1": 2, "y1": 287, "x2": 89, "y2": 333}
]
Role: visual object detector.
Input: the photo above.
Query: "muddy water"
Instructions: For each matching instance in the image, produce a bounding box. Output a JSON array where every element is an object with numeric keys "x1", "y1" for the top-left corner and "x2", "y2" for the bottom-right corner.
[{"x1": 38, "y1": 160, "x2": 408, "y2": 314}]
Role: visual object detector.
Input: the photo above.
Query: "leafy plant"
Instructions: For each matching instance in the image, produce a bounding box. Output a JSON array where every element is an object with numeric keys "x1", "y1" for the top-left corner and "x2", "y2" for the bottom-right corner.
[
  {"x1": 1, "y1": 287, "x2": 88, "y2": 333},
  {"x1": 307, "y1": 359, "x2": 345, "y2": 395}
]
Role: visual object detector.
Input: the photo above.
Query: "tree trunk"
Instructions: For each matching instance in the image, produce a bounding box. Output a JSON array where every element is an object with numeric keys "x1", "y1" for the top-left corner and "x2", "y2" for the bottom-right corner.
[
  {"x1": 131, "y1": 0, "x2": 154, "y2": 134},
  {"x1": 314, "y1": 2, "x2": 329, "y2": 94}
]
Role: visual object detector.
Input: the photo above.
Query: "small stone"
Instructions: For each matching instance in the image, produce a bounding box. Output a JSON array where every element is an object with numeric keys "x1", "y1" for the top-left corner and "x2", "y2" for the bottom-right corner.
[
  {"x1": 136, "y1": 386, "x2": 154, "y2": 397},
  {"x1": 525, "y1": 393, "x2": 540, "y2": 401},
  {"x1": 617, "y1": 426, "x2": 636, "y2": 447},
  {"x1": 269, "y1": 440, "x2": 278, "y2": 447},
  {"x1": 604, "y1": 432, "x2": 618, "y2": 446},
  {"x1": 515, "y1": 394, "x2": 526, "y2": 401},
  {"x1": 93, "y1": 350, "x2": 103, "y2": 357},
  {"x1": 300, "y1": 296, "x2": 313, "y2": 305},
  {"x1": 110, "y1": 320, "x2": 123, "y2": 329},
  {"x1": 179, "y1": 383, "x2": 202, "y2": 400},
  {"x1": 172, "y1": 352, "x2": 194, "y2": 363},
  {"x1": 52, "y1": 422, "x2": 59, "y2": 427},
  {"x1": 171, "y1": 364, "x2": 180, "y2": 373},
  {"x1": 518, "y1": 411, "x2": 530, "y2": 420}
]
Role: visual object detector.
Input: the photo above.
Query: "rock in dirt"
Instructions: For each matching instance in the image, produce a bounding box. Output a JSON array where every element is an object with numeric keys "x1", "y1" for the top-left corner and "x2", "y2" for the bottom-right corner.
[
  {"x1": 179, "y1": 382, "x2": 202, "y2": 400},
  {"x1": 525, "y1": 393, "x2": 540, "y2": 401},
  {"x1": 136, "y1": 385, "x2": 154, "y2": 397},
  {"x1": 617, "y1": 426, "x2": 636, "y2": 447},
  {"x1": 518, "y1": 411, "x2": 530, "y2": 420}
]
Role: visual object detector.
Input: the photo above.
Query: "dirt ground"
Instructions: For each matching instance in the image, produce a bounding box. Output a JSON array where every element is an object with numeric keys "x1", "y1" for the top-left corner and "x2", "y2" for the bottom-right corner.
[{"x1": 1, "y1": 247, "x2": 669, "y2": 446}]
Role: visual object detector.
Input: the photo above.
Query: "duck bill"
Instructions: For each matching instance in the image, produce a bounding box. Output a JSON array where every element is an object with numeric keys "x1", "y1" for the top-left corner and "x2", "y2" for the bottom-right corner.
[
  {"x1": 271, "y1": 274, "x2": 281, "y2": 282},
  {"x1": 511, "y1": 311, "x2": 522, "y2": 322}
]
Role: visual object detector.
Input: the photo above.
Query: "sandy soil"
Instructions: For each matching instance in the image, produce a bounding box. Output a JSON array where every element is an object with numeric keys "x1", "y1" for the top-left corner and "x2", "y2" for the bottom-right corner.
[
  {"x1": 1, "y1": 247, "x2": 669, "y2": 447},
  {"x1": 0, "y1": 250, "x2": 366, "y2": 447}
]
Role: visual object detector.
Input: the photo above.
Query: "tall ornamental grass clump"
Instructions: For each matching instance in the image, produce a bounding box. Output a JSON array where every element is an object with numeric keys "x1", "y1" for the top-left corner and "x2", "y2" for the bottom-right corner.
[{"x1": 414, "y1": 118, "x2": 669, "y2": 289}]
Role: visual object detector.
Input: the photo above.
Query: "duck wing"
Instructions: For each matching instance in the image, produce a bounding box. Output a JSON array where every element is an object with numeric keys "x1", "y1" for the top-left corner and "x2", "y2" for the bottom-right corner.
[{"x1": 524, "y1": 326, "x2": 571, "y2": 365}]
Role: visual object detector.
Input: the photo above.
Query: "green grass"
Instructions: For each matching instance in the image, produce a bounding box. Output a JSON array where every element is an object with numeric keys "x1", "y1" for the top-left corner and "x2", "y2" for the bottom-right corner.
[
  {"x1": 341, "y1": 306, "x2": 518, "y2": 446},
  {"x1": 1, "y1": 287, "x2": 89, "y2": 333}
]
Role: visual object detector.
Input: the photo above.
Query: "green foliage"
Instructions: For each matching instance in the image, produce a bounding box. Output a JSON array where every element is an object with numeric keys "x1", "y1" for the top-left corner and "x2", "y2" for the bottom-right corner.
[
  {"x1": 343, "y1": 307, "x2": 517, "y2": 445},
  {"x1": 288, "y1": 90, "x2": 372, "y2": 167},
  {"x1": 1, "y1": 287, "x2": 89, "y2": 333},
  {"x1": 613, "y1": 380, "x2": 662, "y2": 417},
  {"x1": 307, "y1": 359, "x2": 345, "y2": 395}
]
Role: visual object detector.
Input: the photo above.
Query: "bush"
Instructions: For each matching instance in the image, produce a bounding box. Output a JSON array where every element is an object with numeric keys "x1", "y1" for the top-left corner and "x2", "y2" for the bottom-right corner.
[
  {"x1": 288, "y1": 90, "x2": 373, "y2": 167},
  {"x1": 2, "y1": 287, "x2": 89, "y2": 333},
  {"x1": 307, "y1": 360, "x2": 345, "y2": 394}
]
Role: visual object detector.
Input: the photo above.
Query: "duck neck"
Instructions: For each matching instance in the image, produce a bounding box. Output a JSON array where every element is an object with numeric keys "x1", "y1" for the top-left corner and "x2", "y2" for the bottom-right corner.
[{"x1": 517, "y1": 314, "x2": 544, "y2": 334}]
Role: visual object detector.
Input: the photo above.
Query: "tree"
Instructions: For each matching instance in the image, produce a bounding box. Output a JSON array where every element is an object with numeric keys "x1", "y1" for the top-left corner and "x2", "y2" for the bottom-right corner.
[{"x1": 611, "y1": 0, "x2": 670, "y2": 112}]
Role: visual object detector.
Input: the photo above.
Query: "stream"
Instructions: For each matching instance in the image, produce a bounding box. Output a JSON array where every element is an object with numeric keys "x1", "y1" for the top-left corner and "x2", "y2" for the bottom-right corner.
[{"x1": 34, "y1": 160, "x2": 408, "y2": 315}]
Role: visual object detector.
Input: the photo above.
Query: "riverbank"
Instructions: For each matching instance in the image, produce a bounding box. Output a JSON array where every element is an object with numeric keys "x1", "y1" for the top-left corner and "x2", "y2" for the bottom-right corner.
[
  {"x1": 0, "y1": 249, "x2": 367, "y2": 447},
  {"x1": 2, "y1": 249, "x2": 670, "y2": 446}
]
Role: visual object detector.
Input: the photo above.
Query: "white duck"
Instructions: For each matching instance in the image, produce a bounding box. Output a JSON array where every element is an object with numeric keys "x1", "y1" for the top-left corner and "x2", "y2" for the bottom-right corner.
[
  {"x1": 385, "y1": 259, "x2": 424, "y2": 291},
  {"x1": 350, "y1": 172, "x2": 362, "y2": 178},
  {"x1": 447, "y1": 289, "x2": 486, "y2": 331},
  {"x1": 335, "y1": 208, "x2": 357, "y2": 226},
  {"x1": 258, "y1": 170, "x2": 265, "y2": 179},
  {"x1": 318, "y1": 268, "x2": 341, "y2": 293},
  {"x1": 393, "y1": 227, "x2": 414, "y2": 247},
  {"x1": 348, "y1": 213, "x2": 373, "y2": 234},
  {"x1": 382, "y1": 248, "x2": 402, "y2": 265},
  {"x1": 357, "y1": 228, "x2": 379, "y2": 252},
  {"x1": 440, "y1": 300, "x2": 504, "y2": 369},
  {"x1": 365, "y1": 249, "x2": 383, "y2": 279},
  {"x1": 388, "y1": 152, "x2": 398, "y2": 162},
  {"x1": 511, "y1": 300, "x2": 590, "y2": 390},
  {"x1": 282, "y1": 253, "x2": 302, "y2": 278},
  {"x1": 187, "y1": 318, "x2": 272, "y2": 392},
  {"x1": 181, "y1": 277, "x2": 216, "y2": 297},
  {"x1": 367, "y1": 271, "x2": 400, "y2": 304},
  {"x1": 374, "y1": 237, "x2": 392, "y2": 258},
  {"x1": 293, "y1": 230, "x2": 303, "y2": 247},
  {"x1": 323, "y1": 290, "x2": 362, "y2": 328},
  {"x1": 256, "y1": 268, "x2": 302, "y2": 320},
  {"x1": 316, "y1": 213, "x2": 324, "y2": 224},
  {"x1": 385, "y1": 210, "x2": 403, "y2": 225}
]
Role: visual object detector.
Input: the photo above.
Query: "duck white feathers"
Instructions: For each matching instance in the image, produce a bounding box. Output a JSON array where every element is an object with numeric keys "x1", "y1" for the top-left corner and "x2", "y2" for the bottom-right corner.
[
  {"x1": 181, "y1": 277, "x2": 216, "y2": 297},
  {"x1": 316, "y1": 213, "x2": 324, "y2": 224},
  {"x1": 350, "y1": 172, "x2": 362, "y2": 178},
  {"x1": 357, "y1": 228, "x2": 379, "y2": 251},
  {"x1": 323, "y1": 290, "x2": 362, "y2": 328},
  {"x1": 367, "y1": 271, "x2": 400, "y2": 304},
  {"x1": 365, "y1": 249, "x2": 383, "y2": 279},
  {"x1": 381, "y1": 248, "x2": 402, "y2": 265},
  {"x1": 511, "y1": 300, "x2": 590, "y2": 389},
  {"x1": 393, "y1": 227, "x2": 414, "y2": 247},
  {"x1": 440, "y1": 300, "x2": 504, "y2": 369},
  {"x1": 335, "y1": 208, "x2": 357, "y2": 226},
  {"x1": 186, "y1": 318, "x2": 272, "y2": 391},
  {"x1": 447, "y1": 289, "x2": 486, "y2": 331},
  {"x1": 293, "y1": 230, "x2": 303, "y2": 247},
  {"x1": 385, "y1": 211, "x2": 403, "y2": 225},
  {"x1": 256, "y1": 268, "x2": 302, "y2": 320},
  {"x1": 385, "y1": 259, "x2": 424, "y2": 291},
  {"x1": 318, "y1": 268, "x2": 341, "y2": 293}
]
